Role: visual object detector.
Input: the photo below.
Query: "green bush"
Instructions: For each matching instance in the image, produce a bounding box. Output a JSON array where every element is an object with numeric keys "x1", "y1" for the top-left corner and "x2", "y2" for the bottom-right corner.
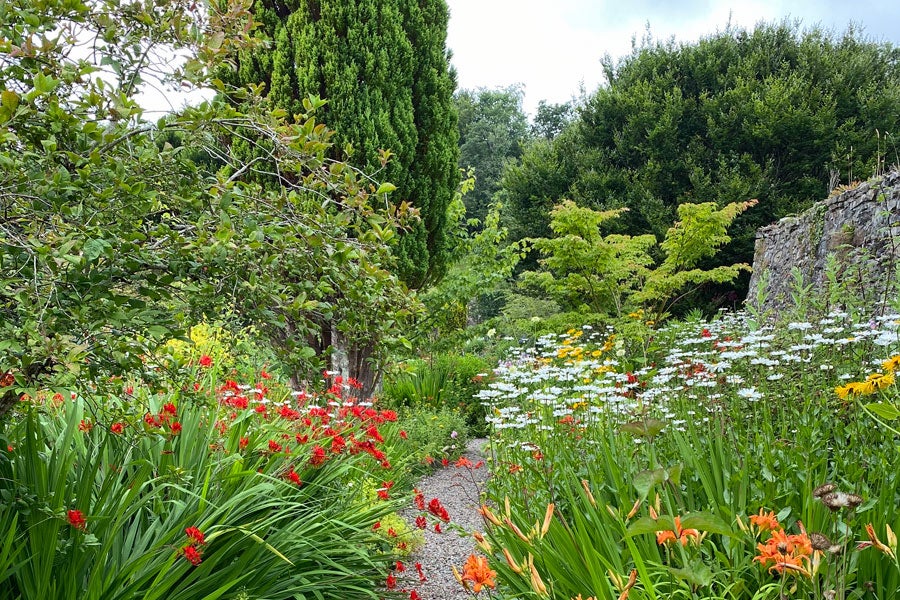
[
  {"x1": 383, "y1": 354, "x2": 492, "y2": 436},
  {"x1": 397, "y1": 406, "x2": 469, "y2": 472}
]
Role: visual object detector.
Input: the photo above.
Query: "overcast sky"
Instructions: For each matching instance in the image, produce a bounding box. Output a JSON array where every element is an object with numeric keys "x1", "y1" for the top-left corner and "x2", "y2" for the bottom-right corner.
[{"x1": 445, "y1": 0, "x2": 900, "y2": 116}]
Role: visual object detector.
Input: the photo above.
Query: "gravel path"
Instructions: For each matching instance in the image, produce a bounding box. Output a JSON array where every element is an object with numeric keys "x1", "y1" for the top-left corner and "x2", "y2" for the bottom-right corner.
[{"x1": 398, "y1": 437, "x2": 490, "y2": 600}]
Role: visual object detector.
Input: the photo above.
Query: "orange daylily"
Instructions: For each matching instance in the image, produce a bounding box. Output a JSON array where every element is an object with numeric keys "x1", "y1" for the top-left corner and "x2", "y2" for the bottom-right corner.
[
  {"x1": 749, "y1": 508, "x2": 780, "y2": 532},
  {"x1": 656, "y1": 516, "x2": 700, "y2": 546},
  {"x1": 754, "y1": 528, "x2": 813, "y2": 576},
  {"x1": 460, "y1": 554, "x2": 497, "y2": 593}
]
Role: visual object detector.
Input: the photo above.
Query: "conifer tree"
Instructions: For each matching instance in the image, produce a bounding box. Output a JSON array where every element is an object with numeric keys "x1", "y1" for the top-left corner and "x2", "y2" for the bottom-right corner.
[{"x1": 232, "y1": 0, "x2": 459, "y2": 288}]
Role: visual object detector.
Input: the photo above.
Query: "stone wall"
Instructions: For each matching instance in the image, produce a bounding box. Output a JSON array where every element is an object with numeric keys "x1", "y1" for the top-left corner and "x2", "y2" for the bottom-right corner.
[{"x1": 747, "y1": 170, "x2": 900, "y2": 315}]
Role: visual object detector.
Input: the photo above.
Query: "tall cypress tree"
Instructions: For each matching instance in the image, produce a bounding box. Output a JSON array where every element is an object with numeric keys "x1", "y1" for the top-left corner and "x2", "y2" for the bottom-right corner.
[{"x1": 233, "y1": 0, "x2": 458, "y2": 288}]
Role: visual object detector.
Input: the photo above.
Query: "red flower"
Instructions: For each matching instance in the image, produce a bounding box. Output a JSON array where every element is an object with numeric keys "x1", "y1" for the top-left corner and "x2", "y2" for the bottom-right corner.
[
  {"x1": 170, "y1": 421, "x2": 182, "y2": 434},
  {"x1": 415, "y1": 562, "x2": 426, "y2": 582},
  {"x1": 309, "y1": 445, "x2": 327, "y2": 467},
  {"x1": 185, "y1": 526, "x2": 206, "y2": 545},
  {"x1": 260, "y1": 368, "x2": 271, "y2": 380},
  {"x1": 386, "y1": 573, "x2": 397, "y2": 590},
  {"x1": 441, "y1": 458, "x2": 449, "y2": 467},
  {"x1": 285, "y1": 467, "x2": 302, "y2": 486},
  {"x1": 182, "y1": 544, "x2": 203, "y2": 566},
  {"x1": 78, "y1": 419, "x2": 93, "y2": 432},
  {"x1": 110, "y1": 422, "x2": 125, "y2": 435},
  {"x1": 366, "y1": 425, "x2": 384, "y2": 443},
  {"x1": 434, "y1": 522, "x2": 442, "y2": 533},
  {"x1": 268, "y1": 440, "x2": 282, "y2": 453},
  {"x1": 372, "y1": 521, "x2": 381, "y2": 530},
  {"x1": 395, "y1": 560, "x2": 406, "y2": 572},
  {"x1": 410, "y1": 591, "x2": 421, "y2": 600},
  {"x1": 378, "y1": 489, "x2": 390, "y2": 501},
  {"x1": 414, "y1": 489, "x2": 425, "y2": 510},
  {"x1": 198, "y1": 355, "x2": 212, "y2": 368},
  {"x1": 239, "y1": 437, "x2": 249, "y2": 450},
  {"x1": 399, "y1": 430, "x2": 408, "y2": 440},
  {"x1": 162, "y1": 402, "x2": 177, "y2": 416},
  {"x1": 415, "y1": 516, "x2": 427, "y2": 529},
  {"x1": 67, "y1": 509, "x2": 87, "y2": 531}
]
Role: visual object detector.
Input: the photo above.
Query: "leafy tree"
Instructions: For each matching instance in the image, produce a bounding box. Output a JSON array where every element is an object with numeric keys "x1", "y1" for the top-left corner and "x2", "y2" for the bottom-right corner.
[
  {"x1": 455, "y1": 86, "x2": 529, "y2": 225},
  {"x1": 502, "y1": 22, "x2": 900, "y2": 302},
  {"x1": 0, "y1": 0, "x2": 414, "y2": 415},
  {"x1": 522, "y1": 199, "x2": 756, "y2": 320},
  {"x1": 531, "y1": 99, "x2": 575, "y2": 140},
  {"x1": 228, "y1": 0, "x2": 459, "y2": 289}
]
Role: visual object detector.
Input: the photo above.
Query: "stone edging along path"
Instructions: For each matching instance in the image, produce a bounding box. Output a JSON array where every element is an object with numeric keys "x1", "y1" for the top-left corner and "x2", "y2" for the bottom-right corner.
[{"x1": 397, "y1": 437, "x2": 490, "y2": 600}]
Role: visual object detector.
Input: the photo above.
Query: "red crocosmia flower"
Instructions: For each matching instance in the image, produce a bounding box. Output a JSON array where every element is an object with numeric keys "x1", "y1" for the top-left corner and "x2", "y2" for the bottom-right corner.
[
  {"x1": 193, "y1": 383, "x2": 201, "y2": 391},
  {"x1": 170, "y1": 421, "x2": 182, "y2": 434},
  {"x1": 254, "y1": 404, "x2": 267, "y2": 415},
  {"x1": 397, "y1": 541, "x2": 408, "y2": 551},
  {"x1": 110, "y1": 422, "x2": 125, "y2": 435},
  {"x1": 387, "y1": 528, "x2": 397, "y2": 538},
  {"x1": 701, "y1": 328, "x2": 712, "y2": 338},
  {"x1": 309, "y1": 445, "x2": 327, "y2": 467},
  {"x1": 474, "y1": 461, "x2": 484, "y2": 469},
  {"x1": 455, "y1": 456, "x2": 472, "y2": 468},
  {"x1": 372, "y1": 521, "x2": 381, "y2": 531},
  {"x1": 434, "y1": 522, "x2": 442, "y2": 533},
  {"x1": 410, "y1": 591, "x2": 421, "y2": 600},
  {"x1": 239, "y1": 437, "x2": 249, "y2": 450},
  {"x1": 415, "y1": 562, "x2": 426, "y2": 582},
  {"x1": 144, "y1": 413, "x2": 160, "y2": 427},
  {"x1": 386, "y1": 573, "x2": 397, "y2": 590},
  {"x1": 78, "y1": 419, "x2": 93, "y2": 432},
  {"x1": 260, "y1": 368, "x2": 271, "y2": 380},
  {"x1": 380, "y1": 409, "x2": 398, "y2": 422},
  {"x1": 162, "y1": 402, "x2": 177, "y2": 416},
  {"x1": 395, "y1": 560, "x2": 406, "y2": 572},
  {"x1": 366, "y1": 425, "x2": 384, "y2": 443},
  {"x1": 185, "y1": 527, "x2": 206, "y2": 545},
  {"x1": 198, "y1": 355, "x2": 212, "y2": 368},
  {"x1": 331, "y1": 435, "x2": 346, "y2": 454},
  {"x1": 285, "y1": 468, "x2": 302, "y2": 486},
  {"x1": 67, "y1": 509, "x2": 87, "y2": 531},
  {"x1": 441, "y1": 458, "x2": 449, "y2": 467},
  {"x1": 182, "y1": 544, "x2": 203, "y2": 566},
  {"x1": 414, "y1": 490, "x2": 425, "y2": 510},
  {"x1": 415, "y1": 516, "x2": 427, "y2": 529},
  {"x1": 399, "y1": 430, "x2": 408, "y2": 440},
  {"x1": 378, "y1": 489, "x2": 390, "y2": 501},
  {"x1": 268, "y1": 440, "x2": 283, "y2": 453},
  {"x1": 381, "y1": 460, "x2": 391, "y2": 469}
]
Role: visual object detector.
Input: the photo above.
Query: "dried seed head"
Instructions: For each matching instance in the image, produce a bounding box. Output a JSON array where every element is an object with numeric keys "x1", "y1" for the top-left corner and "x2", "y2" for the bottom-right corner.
[
  {"x1": 845, "y1": 493, "x2": 863, "y2": 509},
  {"x1": 810, "y1": 532, "x2": 832, "y2": 551},
  {"x1": 777, "y1": 542, "x2": 789, "y2": 554},
  {"x1": 813, "y1": 483, "x2": 837, "y2": 498},
  {"x1": 821, "y1": 491, "x2": 863, "y2": 511}
]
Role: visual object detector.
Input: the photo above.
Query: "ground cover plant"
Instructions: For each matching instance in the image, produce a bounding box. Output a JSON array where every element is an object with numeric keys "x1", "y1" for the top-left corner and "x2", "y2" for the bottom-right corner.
[{"x1": 475, "y1": 311, "x2": 900, "y2": 599}]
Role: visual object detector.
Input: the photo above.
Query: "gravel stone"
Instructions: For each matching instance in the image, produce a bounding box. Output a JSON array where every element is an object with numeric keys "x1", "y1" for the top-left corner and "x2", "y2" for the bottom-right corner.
[{"x1": 398, "y1": 437, "x2": 490, "y2": 600}]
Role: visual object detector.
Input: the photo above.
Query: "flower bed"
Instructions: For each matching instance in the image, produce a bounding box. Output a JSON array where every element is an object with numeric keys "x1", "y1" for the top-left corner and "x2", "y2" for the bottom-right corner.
[{"x1": 477, "y1": 312, "x2": 900, "y2": 599}]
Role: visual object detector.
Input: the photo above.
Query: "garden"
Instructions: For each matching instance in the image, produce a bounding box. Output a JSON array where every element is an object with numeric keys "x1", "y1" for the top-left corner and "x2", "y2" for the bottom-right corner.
[{"x1": 2, "y1": 1, "x2": 900, "y2": 598}]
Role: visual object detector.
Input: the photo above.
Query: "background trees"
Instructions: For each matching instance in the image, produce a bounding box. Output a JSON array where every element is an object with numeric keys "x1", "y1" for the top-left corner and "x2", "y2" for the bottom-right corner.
[{"x1": 501, "y1": 22, "x2": 900, "y2": 305}]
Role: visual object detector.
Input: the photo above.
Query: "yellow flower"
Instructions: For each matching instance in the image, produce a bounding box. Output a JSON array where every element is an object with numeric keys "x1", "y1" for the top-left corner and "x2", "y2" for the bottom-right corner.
[{"x1": 883, "y1": 355, "x2": 900, "y2": 373}]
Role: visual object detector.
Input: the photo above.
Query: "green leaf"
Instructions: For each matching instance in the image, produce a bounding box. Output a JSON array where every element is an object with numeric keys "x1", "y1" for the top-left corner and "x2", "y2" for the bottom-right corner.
[
  {"x1": 1, "y1": 90, "x2": 18, "y2": 112},
  {"x1": 82, "y1": 239, "x2": 110, "y2": 262},
  {"x1": 666, "y1": 562, "x2": 714, "y2": 587},
  {"x1": 864, "y1": 402, "x2": 900, "y2": 421},
  {"x1": 621, "y1": 418, "x2": 666, "y2": 438},
  {"x1": 33, "y1": 73, "x2": 59, "y2": 95},
  {"x1": 625, "y1": 515, "x2": 675, "y2": 537},
  {"x1": 375, "y1": 182, "x2": 397, "y2": 195},
  {"x1": 680, "y1": 512, "x2": 734, "y2": 537}
]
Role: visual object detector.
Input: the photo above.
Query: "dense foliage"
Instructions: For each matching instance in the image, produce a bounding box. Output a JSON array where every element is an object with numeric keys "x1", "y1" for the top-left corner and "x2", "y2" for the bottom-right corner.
[
  {"x1": 0, "y1": 0, "x2": 418, "y2": 408},
  {"x1": 501, "y1": 22, "x2": 900, "y2": 299},
  {"x1": 229, "y1": 0, "x2": 460, "y2": 289}
]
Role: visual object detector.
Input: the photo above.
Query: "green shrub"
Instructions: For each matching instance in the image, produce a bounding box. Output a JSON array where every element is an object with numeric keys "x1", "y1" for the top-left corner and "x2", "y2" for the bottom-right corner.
[
  {"x1": 397, "y1": 406, "x2": 469, "y2": 472},
  {"x1": 383, "y1": 354, "x2": 492, "y2": 436}
]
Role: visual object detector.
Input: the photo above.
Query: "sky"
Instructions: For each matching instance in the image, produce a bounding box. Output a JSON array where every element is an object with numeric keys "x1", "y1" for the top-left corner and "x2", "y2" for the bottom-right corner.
[{"x1": 444, "y1": 0, "x2": 900, "y2": 116}]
